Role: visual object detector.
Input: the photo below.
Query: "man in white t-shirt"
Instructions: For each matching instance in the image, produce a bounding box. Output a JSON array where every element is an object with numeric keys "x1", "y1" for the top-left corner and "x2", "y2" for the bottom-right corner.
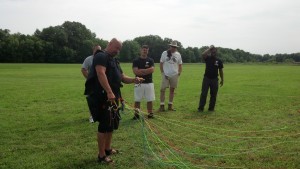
[
  {"x1": 81, "y1": 45, "x2": 101, "y2": 122},
  {"x1": 159, "y1": 40, "x2": 183, "y2": 111}
]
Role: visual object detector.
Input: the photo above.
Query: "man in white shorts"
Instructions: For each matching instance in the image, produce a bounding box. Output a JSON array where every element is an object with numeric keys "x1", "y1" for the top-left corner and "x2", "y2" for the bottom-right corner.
[
  {"x1": 132, "y1": 45, "x2": 155, "y2": 119},
  {"x1": 159, "y1": 40, "x2": 183, "y2": 111},
  {"x1": 81, "y1": 44, "x2": 101, "y2": 123}
]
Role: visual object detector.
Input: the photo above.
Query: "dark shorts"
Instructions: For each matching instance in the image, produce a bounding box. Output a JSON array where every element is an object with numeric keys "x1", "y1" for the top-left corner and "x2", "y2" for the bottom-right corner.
[{"x1": 86, "y1": 93, "x2": 121, "y2": 133}]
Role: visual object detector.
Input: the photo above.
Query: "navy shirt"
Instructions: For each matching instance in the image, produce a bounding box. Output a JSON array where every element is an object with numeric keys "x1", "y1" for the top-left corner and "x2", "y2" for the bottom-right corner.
[
  {"x1": 204, "y1": 57, "x2": 224, "y2": 79},
  {"x1": 132, "y1": 57, "x2": 154, "y2": 83},
  {"x1": 85, "y1": 51, "x2": 123, "y2": 98}
]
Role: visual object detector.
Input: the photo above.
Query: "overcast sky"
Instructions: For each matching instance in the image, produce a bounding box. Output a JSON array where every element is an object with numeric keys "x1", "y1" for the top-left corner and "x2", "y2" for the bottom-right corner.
[{"x1": 0, "y1": 0, "x2": 299, "y2": 55}]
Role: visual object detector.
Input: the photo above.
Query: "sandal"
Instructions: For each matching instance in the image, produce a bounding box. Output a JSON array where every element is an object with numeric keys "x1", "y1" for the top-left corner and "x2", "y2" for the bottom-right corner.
[
  {"x1": 105, "y1": 149, "x2": 119, "y2": 156},
  {"x1": 98, "y1": 155, "x2": 113, "y2": 164},
  {"x1": 132, "y1": 114, "x2": 140, "y2": 120}
]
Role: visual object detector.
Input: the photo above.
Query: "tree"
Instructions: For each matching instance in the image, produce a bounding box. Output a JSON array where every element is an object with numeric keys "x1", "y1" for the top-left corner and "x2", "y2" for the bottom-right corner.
[
  {"x1": 134, "y1": 35, "x2": 166, "y2": 62},
  {"x1": 119, "y1": 40, "x2": 140, "y2": 62},
  {"x1": 0, "y1": 29, "x2": 11, "y2": 62},
  {"x1": 93, "y1": 38, "x2": 109, "y2": 50},
  {"x1": 0, "y1": 22, "x2": 298, "y2": 63},
  {"x1": 37, "y1": 26, "x2": 67, "y2": 46}
]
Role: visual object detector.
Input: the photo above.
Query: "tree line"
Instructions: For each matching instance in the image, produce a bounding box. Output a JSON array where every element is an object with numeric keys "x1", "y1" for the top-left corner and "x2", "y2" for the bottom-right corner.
[{"x1": 1, "y1": 21, "x2": 299, "y2": 63}]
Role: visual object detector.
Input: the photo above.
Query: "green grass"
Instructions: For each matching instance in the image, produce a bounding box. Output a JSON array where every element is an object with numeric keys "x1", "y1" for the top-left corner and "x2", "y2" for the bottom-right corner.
[{"x1": 0, "y1": 63, "x2": 299, "y2": 169}]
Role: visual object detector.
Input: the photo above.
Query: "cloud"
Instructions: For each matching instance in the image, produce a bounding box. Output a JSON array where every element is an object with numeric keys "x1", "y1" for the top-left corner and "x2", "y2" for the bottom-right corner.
[{"x1": 0, "y1": 0, "x2": 299, "y2": 54}]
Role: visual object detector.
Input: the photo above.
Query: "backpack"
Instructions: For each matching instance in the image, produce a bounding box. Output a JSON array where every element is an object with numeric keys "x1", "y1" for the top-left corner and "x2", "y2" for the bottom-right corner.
[{"x1": 84, "y1": 51, "x2": 122, "y2": 97}]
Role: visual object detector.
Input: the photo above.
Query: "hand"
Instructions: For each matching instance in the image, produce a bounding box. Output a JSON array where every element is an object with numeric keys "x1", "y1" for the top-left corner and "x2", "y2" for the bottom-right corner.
[
  {"x1": 220, "y1": 80, "x2": 224, "y2": 87},
  {"x1": 107, "y1": 92, "x2": 116, "y2": 102},
  {"x1": 134, "y1": 77, "x2": 144, "y2": 84},
  {"x1": 161, "y1": 72, "x2": 168, "y2": 79}
]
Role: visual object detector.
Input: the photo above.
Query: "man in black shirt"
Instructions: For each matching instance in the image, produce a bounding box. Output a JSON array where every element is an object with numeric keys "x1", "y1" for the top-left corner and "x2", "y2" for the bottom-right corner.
[
  {"x1": 85, "y1": 38, "x2": 144, "y2": 163},
  {"x1": 198, "y1": 45, "x2": 224, "y2": 112},
  {"x1": 132, "y1": 45, "x2": 155, "y2": 119}
]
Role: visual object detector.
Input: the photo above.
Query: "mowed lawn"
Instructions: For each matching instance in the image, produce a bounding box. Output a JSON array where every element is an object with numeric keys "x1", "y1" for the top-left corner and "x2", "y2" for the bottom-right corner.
[{"x1": 0, "y1": 63, "x2": 299, "y2": 169}]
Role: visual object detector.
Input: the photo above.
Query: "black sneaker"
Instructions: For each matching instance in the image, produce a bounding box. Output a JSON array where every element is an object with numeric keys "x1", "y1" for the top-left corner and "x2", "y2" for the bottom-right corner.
[
  {"x1": 132, "y1": 114, "x2": 140, "y2": 120},
  {"x1": 147, "y1": 113, "x2": 154, "y2": 119},
  {"x1": 208, "y1": 108, "x2": 214, "y2": 112},
  {"x1": 198, "y1": 108, "x2": 204, "y2": 112}
]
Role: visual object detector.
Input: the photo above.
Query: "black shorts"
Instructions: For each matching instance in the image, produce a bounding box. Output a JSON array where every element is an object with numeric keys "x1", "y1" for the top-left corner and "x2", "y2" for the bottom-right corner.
[{"x1": 86, "y1": 93, "x2": 121, "y2": 133}]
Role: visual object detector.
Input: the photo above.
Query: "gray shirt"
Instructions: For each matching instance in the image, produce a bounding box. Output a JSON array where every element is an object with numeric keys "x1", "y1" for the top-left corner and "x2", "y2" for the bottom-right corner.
[{"x1": 82, "y1": 55, "x2": 93, "y2": 72}]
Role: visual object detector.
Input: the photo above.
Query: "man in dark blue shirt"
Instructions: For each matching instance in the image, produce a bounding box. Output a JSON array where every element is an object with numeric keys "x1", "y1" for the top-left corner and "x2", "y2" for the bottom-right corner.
[
  {"x1": 198, "y1": 45, "x2": 224, "y2": 112},
  {"x1": 132, "y1": 45, "x2": 155, "y2": 119}
]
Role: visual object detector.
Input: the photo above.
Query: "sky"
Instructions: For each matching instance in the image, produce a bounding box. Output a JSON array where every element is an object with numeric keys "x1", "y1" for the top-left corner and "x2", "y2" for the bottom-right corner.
[{"x1": 0, "y1": 0, "x2": 299, "y2": 55}]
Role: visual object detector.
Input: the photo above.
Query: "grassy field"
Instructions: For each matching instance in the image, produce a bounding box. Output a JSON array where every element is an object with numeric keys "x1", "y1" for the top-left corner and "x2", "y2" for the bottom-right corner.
[{"x1": 0, "y1": 63, "x2": 299, "y2": 169}]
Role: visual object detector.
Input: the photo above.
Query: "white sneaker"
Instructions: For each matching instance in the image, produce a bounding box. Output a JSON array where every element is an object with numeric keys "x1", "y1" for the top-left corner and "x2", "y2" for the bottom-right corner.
[{"x1": 89, "y1": 116, "x2": 94, "y2": 123}]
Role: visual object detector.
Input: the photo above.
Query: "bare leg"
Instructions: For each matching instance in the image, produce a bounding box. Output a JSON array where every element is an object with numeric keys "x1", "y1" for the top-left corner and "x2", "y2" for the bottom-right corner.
[
  {"x1": 147, "y1": 101, "x2": 153, "y2": 114},
  {"x1": 159, "y1": 88, "x2": 166, "y2": 111},
  {"x1": 105, "y1": 132, "x2": 113, "y2": 151},
  {"x1": 98, "y1": 132, "x2": 106, "y2": 157},
  {"x1": 134, "y1": 102, "x2": 141, "y2": 111},
  {"x1": 160, "y1": 88, "x2": 166, "y2": 105},
  {"x1": 169, "y1": 87, "x2": 175, "y2": 104}
]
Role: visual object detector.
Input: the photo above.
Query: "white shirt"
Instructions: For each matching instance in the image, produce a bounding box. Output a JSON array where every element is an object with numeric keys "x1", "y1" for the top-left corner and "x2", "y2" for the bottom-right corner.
[
  {"x1": 160, "y1": 51, "x2": 183, "y2": 77},
  {"x1": 82, "y1": 55, "x2": 93, "y2": 72}
]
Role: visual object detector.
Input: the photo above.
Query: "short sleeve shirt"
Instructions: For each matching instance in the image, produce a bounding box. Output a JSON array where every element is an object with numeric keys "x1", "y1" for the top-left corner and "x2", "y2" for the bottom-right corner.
[
  {"x1": 160, "y1": 51, "x2": 183, "y2": 77},
  {"x1": 204, "y1": 57, "x2": 224, "y2": 79},
  {"x1": 85, "y1": 51, "x2": 123, "y2": 98},
  {"x1": 132, "y1": 57, "x2": 154, "y2": 83},
  {"x1": 82, "y1": 55, "x2": 93, "y2": 72}
]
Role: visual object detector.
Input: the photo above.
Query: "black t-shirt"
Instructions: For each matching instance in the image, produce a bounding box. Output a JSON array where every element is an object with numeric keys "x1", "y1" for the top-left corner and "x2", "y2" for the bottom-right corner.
[
  {"x1": 132, "y1": 57, "x2": 154, "y2": 83},
  {"x1": 85, "y1": 51, "x2": 123, "y2": 98},
  {"x1": 204, "y1": 57, "x2": 224, "y2": 79}
]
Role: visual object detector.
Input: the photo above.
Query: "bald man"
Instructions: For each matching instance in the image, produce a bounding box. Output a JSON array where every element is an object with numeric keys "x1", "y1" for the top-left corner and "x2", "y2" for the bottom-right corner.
[{"x1": 85, "y1": 38, "x2": 144, "y2": 163}]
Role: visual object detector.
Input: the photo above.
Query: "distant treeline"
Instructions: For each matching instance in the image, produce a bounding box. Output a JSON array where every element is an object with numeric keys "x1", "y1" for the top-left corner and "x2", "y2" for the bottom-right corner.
[{"x1": 1, "y1": 21, "x2": 299, "y2": 63}]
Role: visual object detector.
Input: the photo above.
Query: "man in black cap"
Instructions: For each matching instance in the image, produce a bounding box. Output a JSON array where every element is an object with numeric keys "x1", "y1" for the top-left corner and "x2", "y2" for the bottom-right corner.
[{"x1": 198, "y1": 45, "x2": 224, "y2": 112}]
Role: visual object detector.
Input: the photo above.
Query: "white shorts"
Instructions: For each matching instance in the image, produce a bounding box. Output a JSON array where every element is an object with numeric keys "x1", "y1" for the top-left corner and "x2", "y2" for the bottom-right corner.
[{"x1": 134, "y1": 83, "x2": 155, "y2": 102}]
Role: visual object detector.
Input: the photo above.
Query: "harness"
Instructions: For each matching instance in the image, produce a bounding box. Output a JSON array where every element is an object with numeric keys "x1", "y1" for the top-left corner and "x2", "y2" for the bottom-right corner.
[{"x1": 107, "y1": 99, "x2": 124, "y2": 127}]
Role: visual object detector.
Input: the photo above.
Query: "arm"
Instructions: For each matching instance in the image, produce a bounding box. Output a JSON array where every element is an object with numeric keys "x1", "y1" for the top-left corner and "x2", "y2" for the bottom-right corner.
[
  {"x1": 81, "y1": 68, "x2": 88, "y2": 79},
  {"x1": 219, "y1": 69, "x2": 224, "y2": 87},
  {"x1": 132, "y1": 67, "x2": 142, "y2": 76},
  {"x1": 144, "y1": 59, "x2": 155, "y2": 75},
  {"x1": 141, "y1": 67, "x2": 154, "y2": 75},
  {"x1": 178, "y1": 64, "x2": 182, "y2": 76},
  {"x1": 132, "y1": 67, "x2": 154, "y2": 76},
  {"x1": 202, "y1": 48, "x2": 211, "y2": 60},
  {"x1": 202, "y1": 45, "x2": 214, "y2": 60},
  {"x1": 95, "y1": 65, "x2": 115, "y2": 101},
  {"x1": 121, "y1": 74, "x2": 144, "y2": 84},
  {"x1": 160, "y1": 62, "x2": 164, "y2": 73}
]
